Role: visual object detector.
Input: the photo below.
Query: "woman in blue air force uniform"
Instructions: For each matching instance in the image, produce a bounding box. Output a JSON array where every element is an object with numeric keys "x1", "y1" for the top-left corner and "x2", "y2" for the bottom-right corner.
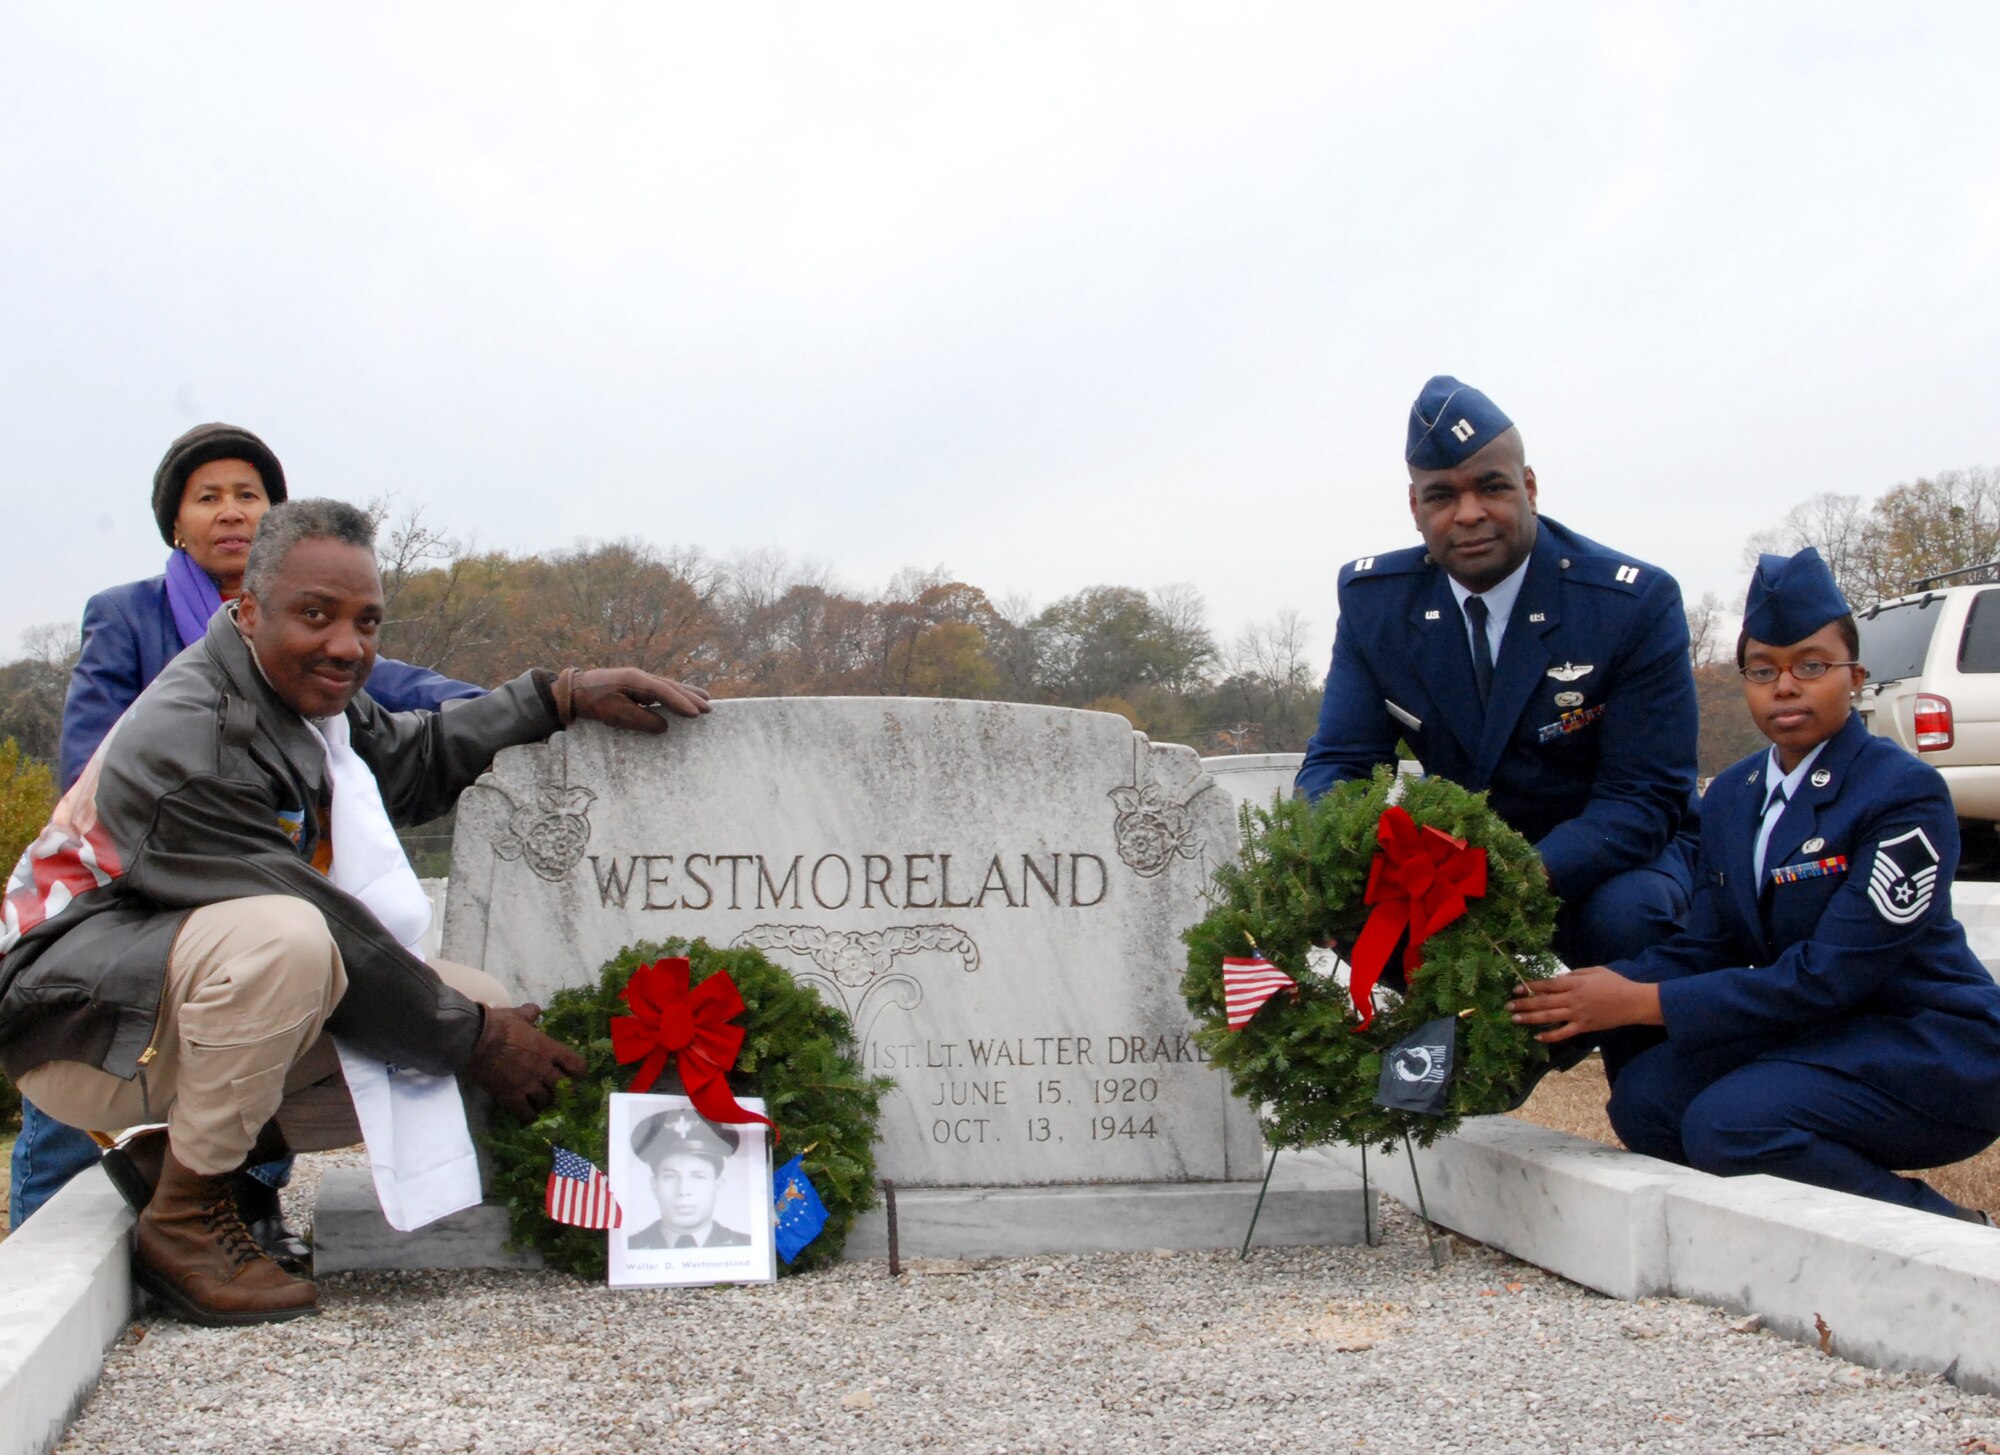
[{"x1": 1509, "y1": 548, "x2": 2000, "y2": 1221}]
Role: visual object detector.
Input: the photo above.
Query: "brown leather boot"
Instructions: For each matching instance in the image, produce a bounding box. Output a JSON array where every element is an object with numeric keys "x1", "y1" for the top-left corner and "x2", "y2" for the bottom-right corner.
[
  {"x1": 106, "y1": 1119, "x2": 290, "y2": 1210},
  {"x1": 105, "y1": 1123, "x2": 311, "y2": 1271},
  {"x1": 135, "y1": 1148, "x2": 319, "y2": 1327}
]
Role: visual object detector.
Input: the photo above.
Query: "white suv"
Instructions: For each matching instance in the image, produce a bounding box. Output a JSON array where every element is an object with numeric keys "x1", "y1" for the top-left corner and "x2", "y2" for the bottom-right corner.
[{"x1": 1855, "y1": 569, "x2": 2000, "y2": 847}]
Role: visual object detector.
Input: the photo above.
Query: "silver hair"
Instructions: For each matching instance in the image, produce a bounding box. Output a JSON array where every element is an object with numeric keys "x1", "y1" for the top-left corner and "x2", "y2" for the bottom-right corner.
[{"x1": 242, "y1": 498, "x2": 377, "y2": 599}]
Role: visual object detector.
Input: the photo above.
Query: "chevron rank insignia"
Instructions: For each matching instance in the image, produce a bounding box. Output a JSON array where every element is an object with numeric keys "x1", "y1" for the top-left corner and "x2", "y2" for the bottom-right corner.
[{"x1": 1867, "y1": 827, "x2": 1940, "y2": 924}]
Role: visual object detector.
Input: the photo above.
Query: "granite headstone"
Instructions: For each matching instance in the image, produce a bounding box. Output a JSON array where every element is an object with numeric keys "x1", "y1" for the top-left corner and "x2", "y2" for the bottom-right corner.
[{"x1": 441, "y1": 697, "x2": 1267, "y2": 1187}]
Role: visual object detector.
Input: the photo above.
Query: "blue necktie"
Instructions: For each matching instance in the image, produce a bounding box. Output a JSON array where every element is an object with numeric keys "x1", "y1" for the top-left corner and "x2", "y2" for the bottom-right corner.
[
  {"x1": 1465, "y1": 596, "x2": 1494, "y2": 702},
  {"x1": 1753, "y1": 784, "x2": 1790, "y2": 883}
]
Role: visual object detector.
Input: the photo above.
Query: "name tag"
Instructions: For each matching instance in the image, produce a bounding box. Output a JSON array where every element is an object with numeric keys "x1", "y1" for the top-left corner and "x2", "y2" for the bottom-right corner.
[
  {"x1": 1536, "y1": 704, "x2": 1606, "y2": 743},
  {"x1": 1769, "y1": 855, "x2": 1848, "y2": 887}
]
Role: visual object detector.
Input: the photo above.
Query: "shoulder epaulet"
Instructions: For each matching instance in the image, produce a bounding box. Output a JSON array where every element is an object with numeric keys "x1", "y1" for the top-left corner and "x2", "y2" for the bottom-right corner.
[
  {"x1": 1558, "y1": 550, "x2": 1669, "y2": 596},
  {"x1": 1538, "y1": 519, "x2": 1673, "y2": 598},
  {"x1": 1338, "y1": 545, "x2": 1428, "y2": 588}
]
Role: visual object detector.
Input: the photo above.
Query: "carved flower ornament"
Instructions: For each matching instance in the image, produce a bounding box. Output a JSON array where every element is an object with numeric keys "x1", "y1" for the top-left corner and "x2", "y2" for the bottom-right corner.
[
  {"x1": 493, "y1": 785, "x2": 597, "y2": 881},
  {"x1": 1109, "y1": 782, "x2": 1201, "y2": 877}
]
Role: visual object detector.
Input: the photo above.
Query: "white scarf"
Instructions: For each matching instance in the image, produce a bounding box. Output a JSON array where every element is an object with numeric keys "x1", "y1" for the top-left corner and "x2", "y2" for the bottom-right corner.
[{"x1": 310, "y1": 711, "x2": 481, "y2": 1232}]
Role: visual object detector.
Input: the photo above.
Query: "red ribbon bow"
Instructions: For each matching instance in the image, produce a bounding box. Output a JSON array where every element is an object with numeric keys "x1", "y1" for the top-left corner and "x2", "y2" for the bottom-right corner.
[
  {"x1": 1346, "y1": 806, "x2": 1488, "y2": 1030},
  {"x1": 609, "y1": 958, "x2": 775, "y2": 1134}
]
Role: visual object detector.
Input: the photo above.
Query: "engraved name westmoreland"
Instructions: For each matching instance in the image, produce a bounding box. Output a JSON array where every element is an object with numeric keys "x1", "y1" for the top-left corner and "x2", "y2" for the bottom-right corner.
[{"x1": 585, "y1": 849, "x2": 1112, "y2": 913}]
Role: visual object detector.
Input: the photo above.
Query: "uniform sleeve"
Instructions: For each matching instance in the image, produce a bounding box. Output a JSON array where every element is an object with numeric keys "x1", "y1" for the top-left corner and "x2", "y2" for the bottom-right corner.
[
  {"x1": 357, "y1": 671, "x2": 561, "y2": 827},
  {"x1": 1652, "y1": 772, "x2": 1959, "y2": 1051},
  {"x1": 59, "y1": 591, "x2": 147, "y2": 791},
  {"x1": 361, "y1": 656, "x2": 484, "y2": 713},
  {"x1": 1532, "y1": 579, "x2": 1698, "y2": 901},
  {"x1": 1295, "y1": 593, "x2": 1401, "y2": 801},
  {"x1": 1610, "y1": 816, "x2": 1743, "y2": 983}
]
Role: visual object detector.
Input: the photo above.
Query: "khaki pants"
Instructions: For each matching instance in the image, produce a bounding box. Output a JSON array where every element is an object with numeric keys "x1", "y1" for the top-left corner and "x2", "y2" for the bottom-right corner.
[{"x1": 19, "y1": 896, "x2": 509, "y2": 1176}]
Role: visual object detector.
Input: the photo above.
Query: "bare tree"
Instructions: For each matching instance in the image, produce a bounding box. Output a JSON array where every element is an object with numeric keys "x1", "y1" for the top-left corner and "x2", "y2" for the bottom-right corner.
[
  {"x1": 987, "y1": 592, "x2": 1040, "y2": 700},
  {"x1": 1683, "y1": 590, "x2": 1728, "y2": 669},
  {"x1": 1220, "y1": 608, "x2": 1320, "y2": 751},
  {"x1": 1742, "y1": 492, "x2": 1869, "y2": 601},
  {"x1": 0, "y1": 622, "x2": 80, "y2": 765},
  {"x1": 1744, "y1": 470, "x2": 2000, "y2": 608},
  {"x1": 519, "y1": 539, "x2": 725, "y2": 683},
  {"x1": 367, "y1": 502, "x2": 502, "y2": 676},
  {"x1": 19, "y1": 621, "x2": 81, "y2": 671},
  {"x1": 1147, "y1": 582, "x2": 1219, "y2": 694}
]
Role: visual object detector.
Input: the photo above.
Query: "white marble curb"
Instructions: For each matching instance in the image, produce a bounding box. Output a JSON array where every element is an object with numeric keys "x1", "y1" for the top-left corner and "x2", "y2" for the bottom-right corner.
[
  {"x1": 0, "y1": 1165, "x2": 134, "y2": 1455},
  {"x1": 1325, "y1": 1117, "x2": 2000, "y2": 1393}
]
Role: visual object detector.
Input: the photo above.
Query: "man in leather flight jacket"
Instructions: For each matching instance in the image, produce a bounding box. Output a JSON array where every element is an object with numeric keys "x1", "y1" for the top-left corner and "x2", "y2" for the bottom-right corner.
[{"x1": 0, "y1": 499, "x2": 711, "y2": 1325}]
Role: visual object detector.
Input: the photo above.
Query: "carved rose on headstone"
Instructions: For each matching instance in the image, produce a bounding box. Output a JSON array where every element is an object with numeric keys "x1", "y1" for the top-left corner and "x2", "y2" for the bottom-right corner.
[
  {"x1": 492, "y1": 785, "x2": 597, "y2": 881},
  {"x1": 1108, "y1": 782, "x2": 1201, "y2": 877}
]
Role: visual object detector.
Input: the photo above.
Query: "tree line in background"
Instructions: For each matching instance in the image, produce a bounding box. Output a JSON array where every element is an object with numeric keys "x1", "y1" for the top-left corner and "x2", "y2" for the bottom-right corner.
[{"x1": 1, "y1": 464, "x2": 1992, "y2": 882}]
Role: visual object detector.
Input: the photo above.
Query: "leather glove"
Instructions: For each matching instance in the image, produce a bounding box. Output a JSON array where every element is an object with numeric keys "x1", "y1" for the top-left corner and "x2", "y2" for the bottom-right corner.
[
  {"x1": 552, "y1": 668, "x2": 712, "y2": 735},
  {"x1": 469, "y1": 1003, "x2": 588, "y2": 1119}
]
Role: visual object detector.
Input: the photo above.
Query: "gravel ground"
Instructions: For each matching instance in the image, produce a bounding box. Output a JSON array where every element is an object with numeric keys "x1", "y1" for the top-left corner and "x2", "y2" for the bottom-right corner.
[{"x1": 52, "y1": 1156, "x2": 2000, "y2": 1455}]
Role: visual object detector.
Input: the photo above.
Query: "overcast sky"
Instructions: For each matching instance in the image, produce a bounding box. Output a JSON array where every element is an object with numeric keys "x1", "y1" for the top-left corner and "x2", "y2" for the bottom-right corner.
[{"x1": 4, "y1": 3, "x2": 1996, "y2": 665}]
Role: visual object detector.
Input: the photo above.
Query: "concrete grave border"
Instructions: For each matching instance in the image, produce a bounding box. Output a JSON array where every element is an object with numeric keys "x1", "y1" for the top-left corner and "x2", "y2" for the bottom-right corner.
[
  {"x1": 1319, "y1": 1117, "x2": 2000, "y2": 1393},
  {"x1": 9, "y1": 1122, "x2": 2000, "y2": 1455},
  {"x1": 0, "y1": 1166, "x2": 133, "y2": 1455}
]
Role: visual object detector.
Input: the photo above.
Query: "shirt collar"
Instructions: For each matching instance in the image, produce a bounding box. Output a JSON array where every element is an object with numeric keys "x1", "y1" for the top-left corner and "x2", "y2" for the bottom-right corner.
[
  {"x1": 1762, "y1": 738, "x2": 1830, "y2": 813},
  {"x1": 1446, "y1": 552, "x2": 1533, "y2": 627}
]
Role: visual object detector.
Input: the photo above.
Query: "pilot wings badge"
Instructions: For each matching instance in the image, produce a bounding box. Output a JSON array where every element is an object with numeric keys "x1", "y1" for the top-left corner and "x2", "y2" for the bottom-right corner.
[
  {"x1": 1546, "y1": 663, "x2": 1595, "y2": 683},
  {"x1": 1867, "y1": 826, "x2": 1940, "y2": 925}
]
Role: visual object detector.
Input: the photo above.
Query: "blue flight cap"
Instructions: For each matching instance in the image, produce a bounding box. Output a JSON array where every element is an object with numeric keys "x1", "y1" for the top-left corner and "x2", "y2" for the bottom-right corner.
[
  {"x1": 1742, "y1": 547, "x2": 1851, "y2": 647},
  {"x1": 1406, "y1": 375, "x2": 1514, "y2": 470}
]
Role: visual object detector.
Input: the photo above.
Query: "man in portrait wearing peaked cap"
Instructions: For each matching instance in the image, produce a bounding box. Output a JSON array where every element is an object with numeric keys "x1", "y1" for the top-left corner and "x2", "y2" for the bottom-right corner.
[
  {"x1": 1297, "y1": 377, "x2": 1700, "y2": 1077},
  {"x1": 626, "y1": 1108, "x2": 753, "y2": 1249}
]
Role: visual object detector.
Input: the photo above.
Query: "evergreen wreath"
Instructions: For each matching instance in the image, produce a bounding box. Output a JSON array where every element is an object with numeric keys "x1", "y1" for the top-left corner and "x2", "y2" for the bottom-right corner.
[
  {"x1": 1182, "y1": 767, "x2": 1561, "y2": 1152},
  {"x1": 486, "y1": 936, "x2": 894, "y2": 1279}
]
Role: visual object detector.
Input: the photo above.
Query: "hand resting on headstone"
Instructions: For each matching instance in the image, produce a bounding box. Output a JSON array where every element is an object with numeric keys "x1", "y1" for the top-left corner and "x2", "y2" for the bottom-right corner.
[{"x1": 552, "y1": 667, "x2": 712, "y2": 734}]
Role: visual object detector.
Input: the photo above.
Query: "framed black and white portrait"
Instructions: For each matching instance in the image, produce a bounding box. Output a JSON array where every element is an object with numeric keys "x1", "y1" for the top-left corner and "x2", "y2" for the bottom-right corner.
[{"x1": 608, "y1": 1093, "x2": 775, "y2": 1287}]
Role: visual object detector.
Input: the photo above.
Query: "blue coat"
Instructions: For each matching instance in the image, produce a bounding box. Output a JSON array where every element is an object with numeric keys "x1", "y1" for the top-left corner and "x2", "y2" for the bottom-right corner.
[
  {"x1": 1616, "y1": 713, "x2": 2000, "y2": 1133},
  {"x1": 1295, "y1": 517, "x2": 1698, "y2": 904},
  {"x1": 60, "y1": 574, "x2": 483, "y2": 789}
]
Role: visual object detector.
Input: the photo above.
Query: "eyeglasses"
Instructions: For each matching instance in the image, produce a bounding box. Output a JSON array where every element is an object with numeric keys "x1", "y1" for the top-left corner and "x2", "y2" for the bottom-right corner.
[{"x1": 1738, "y1": 660, "x2": 1860, "y2": 685}]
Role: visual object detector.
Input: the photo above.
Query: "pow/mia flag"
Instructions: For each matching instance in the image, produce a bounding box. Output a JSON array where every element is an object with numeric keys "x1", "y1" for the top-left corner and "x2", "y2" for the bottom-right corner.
[
  {"x1": 1375, "y1": 1015, "x2": 1457, "y2": 1115},
  {"x1": 1867, "y1": 826, "x2": 1941, "y2": 925}
]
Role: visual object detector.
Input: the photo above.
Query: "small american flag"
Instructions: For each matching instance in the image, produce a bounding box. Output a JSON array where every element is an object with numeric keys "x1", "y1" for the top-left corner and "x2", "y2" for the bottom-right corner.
[
  {"x1": 545, "y1": 1147, "x2": 622, "y2": 1229},
  {"x1": 1222, "y1": 954, "x2": 1298, "y2": 1030}
]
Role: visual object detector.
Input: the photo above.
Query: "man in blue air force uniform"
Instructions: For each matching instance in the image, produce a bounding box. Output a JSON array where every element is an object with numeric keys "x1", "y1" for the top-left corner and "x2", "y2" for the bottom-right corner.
[{"x1": 1297, "y1": 376, "x2": 1699, "y2": 986}]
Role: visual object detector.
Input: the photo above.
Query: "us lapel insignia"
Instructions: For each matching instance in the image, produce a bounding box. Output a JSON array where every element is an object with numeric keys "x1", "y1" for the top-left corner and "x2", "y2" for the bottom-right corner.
[
  {"x1": 1802, "y1": 836, "x2": 1825, "y2": 855},
  {"x1": 1528, "y1": 612, "x2": 1546, "y2": 623},
  {"x1": 1867, "y1": 826, "x2": 1940, "y2": 924},
  {"x1": 1424, "y1": 609, "x2": 1440, "y2": 620},
  {"x1": 1554, "y1": 690, "x2": 1584, "y2": 708},
  {"x1": 1811, "y1": 768, "x2": 1831, "y2": 788},
  {"x1": 1546, "y1": 662, "x2": 1594, "y2": 682}
]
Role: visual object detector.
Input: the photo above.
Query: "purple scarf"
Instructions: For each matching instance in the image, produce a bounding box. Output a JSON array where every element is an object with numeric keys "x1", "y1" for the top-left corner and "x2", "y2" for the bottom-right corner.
[{"x1": 164, "y1": 549, "x2": 226, "y2": 648}]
